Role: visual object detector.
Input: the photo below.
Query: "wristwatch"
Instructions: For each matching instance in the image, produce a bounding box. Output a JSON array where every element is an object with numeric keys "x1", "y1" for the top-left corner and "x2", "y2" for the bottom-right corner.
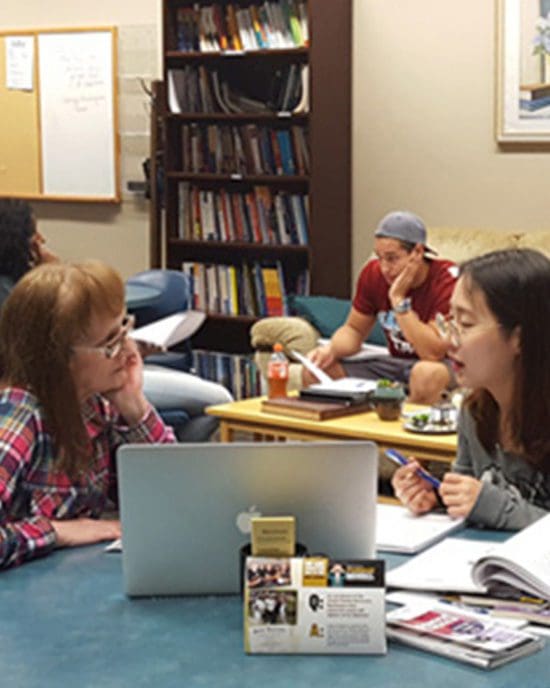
[{"x1": 394, "y1": 297, "x2": 412, "y2": 314}]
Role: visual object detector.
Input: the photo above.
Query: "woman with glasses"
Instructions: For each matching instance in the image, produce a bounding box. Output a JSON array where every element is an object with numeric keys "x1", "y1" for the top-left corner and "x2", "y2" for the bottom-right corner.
[
  {"x1": 392, "y1": 248, "x2": 550, "y2": 530},
  {"x1": 0, "y1": 198, "x2": 233, "y2": 442},
  {"x1": 0, "y1": 261, "x2": 175, "y2": 569}
]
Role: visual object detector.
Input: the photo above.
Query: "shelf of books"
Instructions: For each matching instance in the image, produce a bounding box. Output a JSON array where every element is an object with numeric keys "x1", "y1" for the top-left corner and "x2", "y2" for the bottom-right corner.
[
  {"x1": 161, "y1": 0, "x2": 351, "y2": 385},
  {"x1": 192, "y1": 348, "x2": 263, "y2": 400}
]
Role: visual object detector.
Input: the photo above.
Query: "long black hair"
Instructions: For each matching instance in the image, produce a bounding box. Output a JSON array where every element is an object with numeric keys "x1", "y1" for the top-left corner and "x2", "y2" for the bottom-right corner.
[
  {"x1": 461, "y1": 248, "x2": 550, "y2": 466},
  {"x1": 0, "y1": 199, "x2": 35, "y2": 282}
]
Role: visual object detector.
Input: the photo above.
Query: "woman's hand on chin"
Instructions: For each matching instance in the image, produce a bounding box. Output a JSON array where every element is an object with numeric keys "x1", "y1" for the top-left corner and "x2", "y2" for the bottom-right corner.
[{"x1": 103, "y1": 340, "x2": 149, "y2": 425}]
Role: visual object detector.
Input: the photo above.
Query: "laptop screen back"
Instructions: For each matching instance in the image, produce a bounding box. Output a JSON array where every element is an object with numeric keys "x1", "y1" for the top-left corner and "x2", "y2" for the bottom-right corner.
[{"x1": 117, "y1": 441, "x2": 378, "y2": 596}]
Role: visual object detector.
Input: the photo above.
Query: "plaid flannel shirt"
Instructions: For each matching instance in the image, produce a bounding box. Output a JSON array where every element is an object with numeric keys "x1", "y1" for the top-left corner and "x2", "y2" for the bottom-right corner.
[{"x1": 0, "y1": 387, "x2": 175, "y2": 569}]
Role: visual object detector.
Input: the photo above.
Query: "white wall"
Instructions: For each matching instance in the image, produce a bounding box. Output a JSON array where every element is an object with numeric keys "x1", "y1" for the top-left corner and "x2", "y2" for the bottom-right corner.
[
  {"x1": 3, "y1": 1, "x2": 550, "y2": 284},
  {"x1": 0, "y1": 0, "x2": 161, "y2": 278},
  {"x1": 353, "y1": 0, "x2": 550, "y2": 281}
]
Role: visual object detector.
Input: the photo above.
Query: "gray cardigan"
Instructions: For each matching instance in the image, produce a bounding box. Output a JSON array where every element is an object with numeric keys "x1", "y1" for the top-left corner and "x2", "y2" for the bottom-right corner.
[{"x1": 453, "y1": 407, "x2": 550, "y2": 530}]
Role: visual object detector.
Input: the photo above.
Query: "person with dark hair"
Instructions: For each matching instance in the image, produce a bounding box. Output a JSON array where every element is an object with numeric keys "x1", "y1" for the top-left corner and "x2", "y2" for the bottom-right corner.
[
  {"x1": 392, "y1": 248, "x2": 550, "y2": 530},
  {"x1": 0, "y1": 198, "x2": 56, "y2": 306},
  {"x1": 304, "y1": 211, "x2": 458, "y2": 403},
  {"x1": 0, "y1": 261, "x2": 175, "y2": 569}
]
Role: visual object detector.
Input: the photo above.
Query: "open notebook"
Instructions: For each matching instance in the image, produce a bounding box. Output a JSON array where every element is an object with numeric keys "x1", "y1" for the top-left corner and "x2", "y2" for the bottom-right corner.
[
  {"x1": 291, "y1": 350, "x2": 377, "y2": 399},
  {"x1": 376, "y1": 503, "x2": 464, "y2": 554}
]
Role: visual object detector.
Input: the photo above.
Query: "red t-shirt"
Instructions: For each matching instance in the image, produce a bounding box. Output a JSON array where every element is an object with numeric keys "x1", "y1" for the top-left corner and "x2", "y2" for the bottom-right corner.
[{"x1": 352, "y1": 258, "x2": 458, "y2": 358}]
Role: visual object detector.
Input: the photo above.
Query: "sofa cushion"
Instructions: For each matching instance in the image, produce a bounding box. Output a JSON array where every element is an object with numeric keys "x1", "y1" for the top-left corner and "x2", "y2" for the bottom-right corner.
[
  {"x1": 515, "y1": 230, "x2": 550, "y2": 257},
  {"x1": 288, "y1": 294, "x2": 386, "y2": 346},
  {"x1": 427, "y1": 228, "x2": 520, "y2": 264}
]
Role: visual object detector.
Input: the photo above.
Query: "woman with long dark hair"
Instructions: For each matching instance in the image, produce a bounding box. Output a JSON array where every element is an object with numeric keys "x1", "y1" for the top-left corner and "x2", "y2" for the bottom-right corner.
[{"x1": 392, "y1": 248, "x2": 550, "y2": 529}]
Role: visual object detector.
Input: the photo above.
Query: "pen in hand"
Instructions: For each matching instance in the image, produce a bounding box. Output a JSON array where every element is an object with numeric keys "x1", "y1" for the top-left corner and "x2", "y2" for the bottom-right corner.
[{"x1": 385, "y1": 449, "x2": 441, "y2": 489}]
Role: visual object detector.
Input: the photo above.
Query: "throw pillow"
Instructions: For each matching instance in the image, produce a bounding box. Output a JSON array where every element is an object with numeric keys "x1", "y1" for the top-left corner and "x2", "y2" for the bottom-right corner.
[{"x1": 250, "y1": 316, "x2": 320, "y2": 356}]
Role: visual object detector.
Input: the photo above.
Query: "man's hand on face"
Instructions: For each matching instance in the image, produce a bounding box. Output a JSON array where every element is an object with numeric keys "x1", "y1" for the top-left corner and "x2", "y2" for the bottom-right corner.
[{"x1": 388, "y1": 246, "x2": 424, "y2": 307}]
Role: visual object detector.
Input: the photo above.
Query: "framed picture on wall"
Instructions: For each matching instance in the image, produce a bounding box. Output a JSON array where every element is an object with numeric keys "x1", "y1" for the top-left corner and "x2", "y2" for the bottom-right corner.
[{"x1": 497, "y1": 0, "x2": 550, "y2": 141}]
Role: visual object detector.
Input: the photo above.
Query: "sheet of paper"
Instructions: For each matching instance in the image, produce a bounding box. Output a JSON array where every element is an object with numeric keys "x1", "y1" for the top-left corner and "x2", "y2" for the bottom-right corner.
[
  {"x1": 291, "y1": 349, "x2": 332, "y2": 383},
  {"x1": 130, "y1": 311, "x2": 205, "y2": 349},
  {"x1": 317, "y1": 338, "x2": 389, "y2": 361},
  {"x1": 105, "y1": 538, "x2": 122, "y2": 552},
  {"x1": 376, "y1": 503, "x2": 465, "y2": 554},
  {"x1": 386, "y1": 537, "x2": 496, "y2": 594},
  {"x1": 6, "y1": 36, "x2": 34, "y2": 91}
]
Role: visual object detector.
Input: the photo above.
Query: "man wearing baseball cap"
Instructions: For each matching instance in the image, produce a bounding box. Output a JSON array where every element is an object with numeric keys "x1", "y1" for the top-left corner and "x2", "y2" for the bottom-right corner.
[{"x1": 305, "y1": 210, "x2": 457, "y2": 403}]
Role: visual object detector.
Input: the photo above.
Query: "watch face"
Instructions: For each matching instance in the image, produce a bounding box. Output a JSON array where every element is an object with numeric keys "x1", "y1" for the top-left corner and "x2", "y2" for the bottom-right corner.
[{"x1": 395, "y1": 298, "x2": 411, "y2": 313}]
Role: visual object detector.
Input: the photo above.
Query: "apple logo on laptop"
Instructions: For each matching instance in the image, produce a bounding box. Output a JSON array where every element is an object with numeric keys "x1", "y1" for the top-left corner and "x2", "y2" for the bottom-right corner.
[{"x1": 236, "y1": 505, "x2": 262, "y2": 534}]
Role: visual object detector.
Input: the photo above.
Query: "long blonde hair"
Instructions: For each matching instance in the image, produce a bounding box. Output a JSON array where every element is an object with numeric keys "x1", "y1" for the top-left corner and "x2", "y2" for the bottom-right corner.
[{"x1": 0, "y1": 260, "x2": 125, "y2": 476}]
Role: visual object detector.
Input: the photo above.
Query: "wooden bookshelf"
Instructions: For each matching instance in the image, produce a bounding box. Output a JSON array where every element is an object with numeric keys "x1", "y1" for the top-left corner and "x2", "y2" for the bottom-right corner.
[{"x1": 161, "y1": 0, "x2": 352, "y2": 353}]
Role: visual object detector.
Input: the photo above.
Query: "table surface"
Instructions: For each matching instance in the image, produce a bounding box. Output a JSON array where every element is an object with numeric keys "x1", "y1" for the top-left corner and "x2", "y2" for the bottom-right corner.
[
  {"x1": 207, "y1": 397, "x2": 457, "y2": 456},
  {"x1": 2, "y1": 531, "x2": 546, "y2": 688}
]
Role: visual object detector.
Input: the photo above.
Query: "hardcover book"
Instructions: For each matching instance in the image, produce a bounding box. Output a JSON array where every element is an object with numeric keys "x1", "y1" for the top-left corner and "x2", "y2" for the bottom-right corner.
[{"x1": 261, "y1": 396, "x2": 371, "y2": 421}]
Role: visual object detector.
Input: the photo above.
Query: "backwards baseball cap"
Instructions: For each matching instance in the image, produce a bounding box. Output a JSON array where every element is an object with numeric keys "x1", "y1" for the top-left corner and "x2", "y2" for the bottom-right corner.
[{"x1": 374, "y1": 211, "x2": 437, "y2": 255}]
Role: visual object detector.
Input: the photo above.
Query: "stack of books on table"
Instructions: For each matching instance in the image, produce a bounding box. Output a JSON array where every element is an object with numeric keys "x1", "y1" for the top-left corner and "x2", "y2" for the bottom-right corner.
[
  {"x1": 385, "y1": 513, "x2": 550, "y2": 667},
  {"x1": 261, "y1": 349, "x2": 378, "y2": 420}
]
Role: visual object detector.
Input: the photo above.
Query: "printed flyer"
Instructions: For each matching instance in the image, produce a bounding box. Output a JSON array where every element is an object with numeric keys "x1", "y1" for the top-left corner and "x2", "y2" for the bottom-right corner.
[{"x1": 243, "y1": 556, "x2": 386, "y2": 654}]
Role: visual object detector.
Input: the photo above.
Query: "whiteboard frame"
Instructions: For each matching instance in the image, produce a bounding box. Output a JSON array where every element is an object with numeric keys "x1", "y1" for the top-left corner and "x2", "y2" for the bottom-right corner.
[{"x1": 0, "y1": 26, "x2": 120, "y2": 203}]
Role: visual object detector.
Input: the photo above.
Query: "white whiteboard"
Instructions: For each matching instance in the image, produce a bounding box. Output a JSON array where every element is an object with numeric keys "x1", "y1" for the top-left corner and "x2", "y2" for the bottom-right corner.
[{"x1": 38, "y1": 31, "x2": 117, "y2": 199}]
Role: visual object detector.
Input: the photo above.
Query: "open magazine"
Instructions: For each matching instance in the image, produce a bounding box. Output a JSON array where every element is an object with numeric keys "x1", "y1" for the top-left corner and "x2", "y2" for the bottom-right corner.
[
  {"x1": 387, "y1": 513, "x2": 550, "y2": 600},
  {"x1": 129, "y1": 311, "x2": 205, "y2": 349},
  {"x1": 471, "y1": 513, "x2": 550, "y2": 600}
]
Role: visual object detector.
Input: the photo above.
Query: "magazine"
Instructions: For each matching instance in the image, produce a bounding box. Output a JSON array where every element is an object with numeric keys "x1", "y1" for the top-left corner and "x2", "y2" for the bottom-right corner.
[
  {"x1": 129, "y1": 311, "x2": 205, "y2": 349},
  {"x1": 386, "y1": 513, "x2": 550, "y2": 600},
  {"x1": 386, "y1": 602, "x2": 544, "y2": 669},
  {"x1": 472, "y1": 513, "x2": 550, "y2": 600}
]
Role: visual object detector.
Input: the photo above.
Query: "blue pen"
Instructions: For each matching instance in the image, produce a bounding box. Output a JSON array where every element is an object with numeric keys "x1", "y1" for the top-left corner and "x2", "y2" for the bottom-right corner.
[{"x1": 385, "y1": 449, "x2": 441, "y2": 489}]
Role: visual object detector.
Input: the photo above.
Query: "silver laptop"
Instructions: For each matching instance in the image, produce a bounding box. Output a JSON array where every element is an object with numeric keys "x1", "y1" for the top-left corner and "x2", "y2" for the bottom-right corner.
[{"x1": 117, "y1": 441, "x2": 378, "y2": 596}]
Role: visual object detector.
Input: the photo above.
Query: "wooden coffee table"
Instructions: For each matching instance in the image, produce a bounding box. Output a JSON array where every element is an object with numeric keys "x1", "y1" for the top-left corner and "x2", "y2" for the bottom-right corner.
[{"x1": 206, "y1": 396, "x2": 457, "y2": 468}]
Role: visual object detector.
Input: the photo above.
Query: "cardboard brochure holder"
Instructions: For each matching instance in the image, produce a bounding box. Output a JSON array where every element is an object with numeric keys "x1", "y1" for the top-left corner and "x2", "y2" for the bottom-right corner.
[{"x1": 243, "y1": 555, "x2": 386, "y2": 655}]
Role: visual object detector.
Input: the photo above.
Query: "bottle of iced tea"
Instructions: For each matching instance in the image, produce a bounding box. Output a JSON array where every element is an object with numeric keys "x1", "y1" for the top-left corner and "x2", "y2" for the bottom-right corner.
[{"x1": 267, "y1": 343, "x2": 289, "y2": 399}]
